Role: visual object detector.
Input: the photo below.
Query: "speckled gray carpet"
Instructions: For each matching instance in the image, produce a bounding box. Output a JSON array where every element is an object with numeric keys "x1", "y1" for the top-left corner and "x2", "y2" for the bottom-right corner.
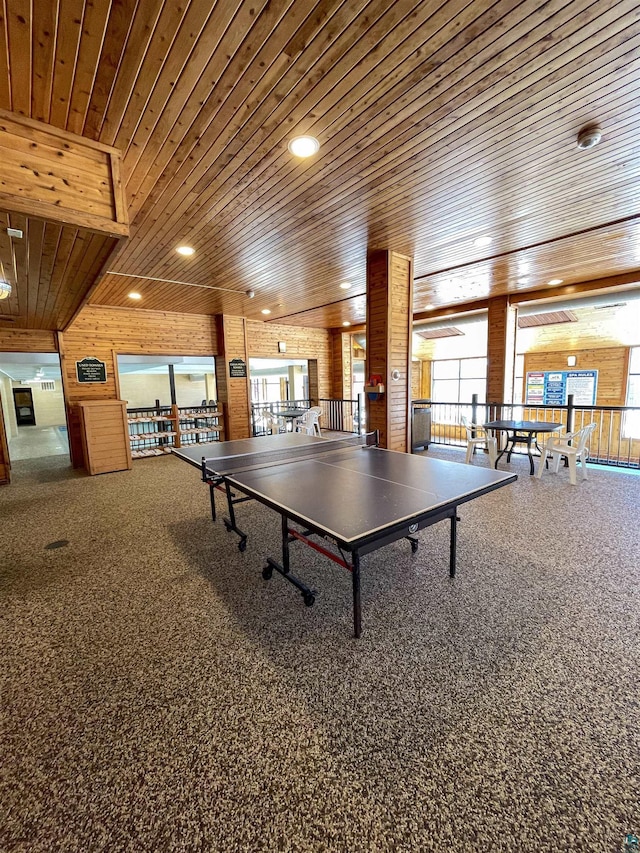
[{"x1": 1, "y1": 447, "x2": 639, "y2": 853}]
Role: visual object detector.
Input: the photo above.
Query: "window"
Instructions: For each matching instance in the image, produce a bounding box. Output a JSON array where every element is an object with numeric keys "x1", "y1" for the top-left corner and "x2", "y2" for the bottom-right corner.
[
  {"x1": 431, "y1": 357, "x2": 487, "y2": 423},
  {"x1": 624, "y1": 347, "x2": 640, "y2": 438},
  {"x1": 432, "y1": 358, "x2": 486, "y2": 403}
]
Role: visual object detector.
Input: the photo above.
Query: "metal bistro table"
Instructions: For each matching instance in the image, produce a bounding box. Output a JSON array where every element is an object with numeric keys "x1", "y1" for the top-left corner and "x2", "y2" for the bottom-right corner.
[
  {"x1": 484, "y1": 419, "x2": 563, "y2": 475},
  {"x1": 279, "y1": 407, "x2": 307, "y2": 431}
]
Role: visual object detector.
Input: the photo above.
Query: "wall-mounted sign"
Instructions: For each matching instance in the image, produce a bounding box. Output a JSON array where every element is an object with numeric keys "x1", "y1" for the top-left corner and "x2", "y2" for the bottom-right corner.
[
  {"x1": 229, "y1": 358, "x2": 247, "y2": 378},
  {"x1": 278, "y1": 341, "x2": 286, "y2": 353},
  {"x1": 76, "y1": 357, "x2": 107, "y2": 384},
  {"x1": 525, "y1": 370, "x2": 598, "y2": 406}
]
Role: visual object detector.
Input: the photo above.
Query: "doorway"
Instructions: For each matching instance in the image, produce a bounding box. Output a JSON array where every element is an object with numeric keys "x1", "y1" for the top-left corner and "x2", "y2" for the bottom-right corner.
[
  {"x1": 13, "y1": 387, "x2": 36, "y2": 425},
  {"x1": 0, "y1": 352, "x2": 69, "y2": 462}
]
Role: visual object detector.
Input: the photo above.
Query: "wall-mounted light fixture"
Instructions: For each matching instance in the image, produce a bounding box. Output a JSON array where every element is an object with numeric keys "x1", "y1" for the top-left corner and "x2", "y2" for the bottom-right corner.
[
  {"x1": 0, "y1": 281, "x2": 11, "y2": 300},
  {"x1": 567, "y1": 355, "x2": 577, "y2": 367}
]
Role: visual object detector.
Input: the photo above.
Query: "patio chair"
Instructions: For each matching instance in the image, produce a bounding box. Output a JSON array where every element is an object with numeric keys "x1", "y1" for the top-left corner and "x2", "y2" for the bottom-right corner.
[
  {"x1": 461, "y1": 415, "x2": 497, "y2": 467},
  {"x1": 536, "y1": 421, "x2": 597, "y2": 485},
  {"x1": 295, "y1": 406, "x2": 322, "y2": 437},
  {"x1": 265, "y1": 413, "x2": 286, "y2": 434}
]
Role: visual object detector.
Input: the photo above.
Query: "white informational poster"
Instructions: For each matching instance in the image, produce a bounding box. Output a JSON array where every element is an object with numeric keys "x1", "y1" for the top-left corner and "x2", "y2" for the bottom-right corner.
[{"x1": 525, "y1": 370, "x2": 597, "y2": 406}]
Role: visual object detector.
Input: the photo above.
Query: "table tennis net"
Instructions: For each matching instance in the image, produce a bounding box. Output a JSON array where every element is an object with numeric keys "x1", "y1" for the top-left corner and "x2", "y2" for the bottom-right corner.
[{"x1": 204, "y1": 430, "x2": 379, "y2": 476}]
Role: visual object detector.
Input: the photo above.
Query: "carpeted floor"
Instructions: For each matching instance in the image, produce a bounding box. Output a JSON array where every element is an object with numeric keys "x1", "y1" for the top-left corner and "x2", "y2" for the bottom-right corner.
[{"x1": 1, "y1": 447, "x2": 638, "y2": 852}]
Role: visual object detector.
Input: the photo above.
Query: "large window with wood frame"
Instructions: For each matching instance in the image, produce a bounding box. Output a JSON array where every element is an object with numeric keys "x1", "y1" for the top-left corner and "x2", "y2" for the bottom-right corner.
[
  {"x1": 431, "y1": 357, "x2": 487, "y2": 406},
  {"x1": 624, "y1": 347, "x2": 640, "y2": 438}
]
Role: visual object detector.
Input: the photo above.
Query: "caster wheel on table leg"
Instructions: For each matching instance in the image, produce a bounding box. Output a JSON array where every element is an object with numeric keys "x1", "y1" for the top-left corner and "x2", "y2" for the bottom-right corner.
[
  {"x1": 303, "y1": 592, "x2": 315, "y2": 607},
  {"x1": 238, "y1": 538, "x2": 247, "y2": 552},
  {"x1": 262, "y1": 566, "x2": 273, "y2": 580},
  {"x1": 411, "y1": 540, "x2": 419, "y2": 554}
]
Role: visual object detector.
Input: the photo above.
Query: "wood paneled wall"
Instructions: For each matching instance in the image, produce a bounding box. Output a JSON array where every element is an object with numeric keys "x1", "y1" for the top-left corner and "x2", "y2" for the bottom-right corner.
[
  {"x1": 246, "y1": 320, "x2": 332, "y2": 398},
  {"x1": 523, "y1": 347, "x2": 629, "y2": 407},
  {"x1": 215, "y1": 315, "x2": 250, "y2": 440},
  {"x1": 487, "y1": 296, "x2": 517, "y2": 403},
  {"x1": 61, "y1": 305, "x2": 219, "y2": 401},
  {"x1": 0, "y1": 328, "x2": 57, "y2": 352},
  {"x1": 366, "y1": 251, "x2": 413, "y2": 451}
]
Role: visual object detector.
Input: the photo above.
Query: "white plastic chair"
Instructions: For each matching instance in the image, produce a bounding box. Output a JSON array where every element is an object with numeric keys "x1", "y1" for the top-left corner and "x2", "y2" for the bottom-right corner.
[
  {"x1": 265, "y1": 414, "x2": 286, "y2": 434},
  {"x1": 461, "y1": 416, "x2": 497, "y2": 466},
  {"x1": 536, "y1": 421, "x2": 597, "y2": 485},
  {"x1": 295, "y1": 406, "x2": 322, "y2": 437}
]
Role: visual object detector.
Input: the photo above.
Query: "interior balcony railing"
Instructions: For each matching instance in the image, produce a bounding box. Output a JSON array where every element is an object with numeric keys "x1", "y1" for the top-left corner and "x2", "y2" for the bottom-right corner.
[
  {"x1": 251, "y1": 398, "x2": 362, "y2": 436},
  {"x1": 426, "y1": 394, "x2": 640, "y2": 470}
]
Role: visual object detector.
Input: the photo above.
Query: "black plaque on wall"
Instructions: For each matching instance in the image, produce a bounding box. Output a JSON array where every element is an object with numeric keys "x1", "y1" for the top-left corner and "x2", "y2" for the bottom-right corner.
[
  {"x1": 228, "y1": 358, "x2": 247, "y2": 378},
  {"x1": 76, "y1": 357, "x2": 107, "y2": 383}
]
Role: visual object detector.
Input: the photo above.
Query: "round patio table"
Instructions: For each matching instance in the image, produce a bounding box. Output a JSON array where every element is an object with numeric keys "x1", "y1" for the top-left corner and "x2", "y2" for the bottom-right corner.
[{"x1": 484, "y1": 419, "x2": 563, "y2": 475}]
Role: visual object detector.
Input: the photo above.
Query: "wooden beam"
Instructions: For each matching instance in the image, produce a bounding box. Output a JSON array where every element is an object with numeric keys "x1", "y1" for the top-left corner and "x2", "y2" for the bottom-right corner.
[{"x1": 0, "y1": 108, "x2": 128, "y2": 237}]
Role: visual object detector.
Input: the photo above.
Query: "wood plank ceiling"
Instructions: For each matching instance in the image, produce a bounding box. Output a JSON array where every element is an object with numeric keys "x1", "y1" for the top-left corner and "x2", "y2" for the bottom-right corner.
[{"x1": 1, "y1": 0, "x2": 639, "y2": 330}]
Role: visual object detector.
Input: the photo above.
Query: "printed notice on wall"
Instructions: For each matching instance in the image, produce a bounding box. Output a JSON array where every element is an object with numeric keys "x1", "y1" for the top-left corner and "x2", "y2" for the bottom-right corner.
[
  {"x1": 525, "y1": 370, "x2": 597, "y2": 406},
  {"x1": 76, "y1": 357, "x2": 107, "y2": 383},
  {"x1": 228, "y1": 358, "x2": 247, "y2": 378}
]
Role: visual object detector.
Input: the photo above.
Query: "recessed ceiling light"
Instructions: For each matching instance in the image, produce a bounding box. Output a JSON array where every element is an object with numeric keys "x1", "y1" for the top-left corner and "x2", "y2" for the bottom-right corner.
[
  {"x1": 176, "y1": 245, "x2": 195, "y2": 256},
  {"x1": 288, "y1": 136, "x2": 320, "y2": 157},
  {"x1": 128, "y1": 292, "x2": 142, "y2": 300},
  {"x1": 474, "y1": 235, "x2": 493, "y2": 247},
  {"x1": 548, "y1": 278, "x2": 563, "y2": 286},
  {"x1": 342, "y1": 321, "x2": 351, "y2": 326},
  {"x1": 424, "y1": 304, "x2": 435, "y2": 311},
  {"x1": 339, "y1": 282, "x2": 351, "y2": 290},
  {"x1": 261, "y1": 309, "x2": 271, "y2": 315}
]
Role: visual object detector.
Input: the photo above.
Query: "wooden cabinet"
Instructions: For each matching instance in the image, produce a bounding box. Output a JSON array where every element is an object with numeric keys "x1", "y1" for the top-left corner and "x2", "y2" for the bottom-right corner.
[
  {"x1": 127, "y1": 404, "x2": 224, "y2": 458},
  {"x1": 72, "y1": 399, "x2": 132, "y2": 475}
]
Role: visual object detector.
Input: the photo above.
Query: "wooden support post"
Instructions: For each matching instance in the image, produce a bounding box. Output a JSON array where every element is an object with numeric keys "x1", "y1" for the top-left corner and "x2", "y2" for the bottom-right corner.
[
  {"x1": 365, "y1": 250, "x2": 414, "y2": 451},
  {"x1": 214, "y1": 315, "x2": 251, "y2": 440}
]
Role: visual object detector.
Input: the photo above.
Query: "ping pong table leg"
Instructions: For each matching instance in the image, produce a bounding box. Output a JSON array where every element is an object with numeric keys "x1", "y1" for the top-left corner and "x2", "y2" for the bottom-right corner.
[
  {"x1": 352, "y1": 552, "x2": 362, "y2": 638},
  {"x1": 262, "y1": 513, "x2": 316, "y2": 607},
  {"x1": 449, "y1": 512, "x2": 457, "y2": 578},
  {"x1": 208, "y1": 482, "x2": 216, "y2": 521}
]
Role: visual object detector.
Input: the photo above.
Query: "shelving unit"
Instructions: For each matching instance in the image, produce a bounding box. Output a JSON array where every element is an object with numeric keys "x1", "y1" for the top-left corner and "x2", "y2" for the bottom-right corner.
[{"x1": 127, "y1": 404, "x2": 224, "y2": 458}]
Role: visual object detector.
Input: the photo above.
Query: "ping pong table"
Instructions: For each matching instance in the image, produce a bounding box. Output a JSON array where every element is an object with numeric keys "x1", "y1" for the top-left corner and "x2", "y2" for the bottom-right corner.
[{"x1": 173, "y1": 433, "x2": 516, "y2": 637}]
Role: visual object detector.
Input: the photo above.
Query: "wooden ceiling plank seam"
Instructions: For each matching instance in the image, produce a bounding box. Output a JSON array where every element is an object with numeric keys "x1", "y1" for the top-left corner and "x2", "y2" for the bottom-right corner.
[
  {"x1": 230, "y1": 110, "x2": 640, "y2": 274},
  {"x1": 186, "y1": 39, "x2": 640, "y2": 268},
  {"x1": 351, "y1": 7, "x2": 639, "y2": 183},
  {"x1": 63, "y1": 235, "x2": 120, "y2": 325},
  {"x1": 125, "y1": 1, "x2": 604, "y2": 268},
  {"x1": 110, "y1": 2, "x2": 192, "y2": 155},
  {"x1": 196, "y1": 11, "x2": 640, "y2": 253},
  {"x1": 0, "y1": 211, "x2": 12, "y2": 281},
  {"x1": 26, "y1": 217, "x2": 45, "y2": 324},
  {"x1": 149, "y1": 0, "x2": 562, "y2": 239},
  {"x1": 31, "y1": 0, "x2": 59, "y2": 124},
  {"x1": 40, "y1": 225, "x2": 79, "y2": 328},
  {"x1": 122, "y1": 211, "x2": 636, "y2": 314},
  {"x1": 66, "y1": 0, "x2": 113, "y2": 136},
  {"x1": 7, "y1": 210, "x2": 27, "y2": 319},
  {"x1": 0, "y1": 1, "x2": 11, "y2": 110},
  {"x1": 85, "y1": 0, "x2": 151, "y2": 141},
  {"x1": 218, "y1": 0, "x2": 636, "y2": 230},
  {"x1": 119, "y1": 0, "x2": 445, "y2": 250},
  {"x1": 5, "y1": 0, "x2": 31, "y2": 116},
  {"x1": 124, "y1": 0, "x2": 310, "y2": 209},
  {"x1": 317, "y1": 0, "x2": 541, "y2": 143},
  {"x1": 53, "y1": 231, "x2": 114, "y2": 328},
  {"x1": 48, "y1": 0, "x2": 85, "y2": 129},
  {"x1": 182, "y1": 0, "x2": 441, "y2": 196},
  {"x1": 33, "y1": 221, "x2": 64, "y2": 328},
  {"x1": 121, "y1": 0, "x2": 234, "y2": 181},
  {"x1": 120, "y1": 0, "x2": 373, "y2": 221}
]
